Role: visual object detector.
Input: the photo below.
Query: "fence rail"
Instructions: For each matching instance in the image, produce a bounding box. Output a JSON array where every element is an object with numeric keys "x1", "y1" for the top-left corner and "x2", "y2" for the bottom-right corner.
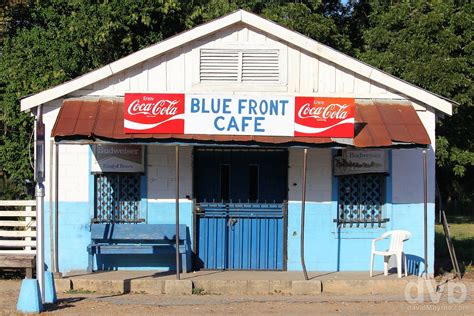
[{"x1": 0, "y1": 200, "x2": 36, "y2": 255}]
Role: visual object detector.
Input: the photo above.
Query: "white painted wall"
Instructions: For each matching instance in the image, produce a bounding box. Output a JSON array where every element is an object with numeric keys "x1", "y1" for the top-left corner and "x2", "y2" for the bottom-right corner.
[
  {"x1": 146, "y1": 145, "x2": 193, "y2": 201},
  {"x1": 72, "y1": 24, "x2": 408, "y2": 101},
  {"x1": 392, "y1": 109, "x2": 436, "y2": 204},
  {"x1": 39, "y1": 22, "x2": 436, "y2": 207},
  {"x1": 43, "y1": 99, "x2": 90, "y2": 203},
  {"x1": 288, "y1": 148, "x2": 332, "y2": 203}
]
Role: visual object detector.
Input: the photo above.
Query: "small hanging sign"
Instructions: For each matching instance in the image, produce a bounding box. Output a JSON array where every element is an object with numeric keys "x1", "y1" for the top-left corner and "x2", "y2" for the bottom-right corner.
[
  {"x1": 334, "y1": 149, "x2": 388, "y2": 176},
  {"x1": 91, "y1": 144, "x2": 144, "y2": 173}
]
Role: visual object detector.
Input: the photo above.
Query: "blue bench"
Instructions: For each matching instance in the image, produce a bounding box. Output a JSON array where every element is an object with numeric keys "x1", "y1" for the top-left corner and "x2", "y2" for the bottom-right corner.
[{"x1": 87, "y1": 223, "x2": 189, "y2": 272}]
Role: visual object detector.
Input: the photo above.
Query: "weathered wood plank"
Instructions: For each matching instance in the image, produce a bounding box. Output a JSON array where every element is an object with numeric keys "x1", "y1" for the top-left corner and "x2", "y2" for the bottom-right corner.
[
  {"x1": 287, "y1": 46, "x2": 300, "y2": 93},
  {"x1": 0, "y1": 221, "x2": 37, "y2": 227},
  {"x1": 0, "y1": 250, "x2": 36, "y2": 255},
  {"x1": 0, "y1": 200, "x2": 35, "y2": 206},
  {"x1": 91, "y1": 224, "x2": 187, "y2": 241},
  {"x1": 0, "y1": 230, "x2": 37, "y2": 237},
  {"x1": 0, "y1": 211, "x2": 36, "y2": 217},
  {"x1": 0, "y1": 240, "x2": 36, "y2": 247},
  {"x1": 0, "y1": 255, "x2": 35, "y2": 268}
]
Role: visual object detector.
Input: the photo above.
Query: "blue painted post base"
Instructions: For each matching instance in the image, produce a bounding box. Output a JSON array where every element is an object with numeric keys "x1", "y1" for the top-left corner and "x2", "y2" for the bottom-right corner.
[
  {"x1": 44, "y1": 271, "x2": 57, "y2": 304},
  {"x1": 17, "y1": 279, "x2": 43, "y2": 313}
]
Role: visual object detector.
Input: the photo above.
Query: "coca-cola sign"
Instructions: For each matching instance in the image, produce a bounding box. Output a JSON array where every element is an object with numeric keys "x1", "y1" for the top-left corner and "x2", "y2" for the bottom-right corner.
[
  {"x1": 294, "y1": 97, "x2": 354, "y2": 137},
  {"x1": 124, "y1": 93, "x2": 354, "y2": 138},
  {"x1": 124, "y1": 93, "x2": 185, "y2": 133}
]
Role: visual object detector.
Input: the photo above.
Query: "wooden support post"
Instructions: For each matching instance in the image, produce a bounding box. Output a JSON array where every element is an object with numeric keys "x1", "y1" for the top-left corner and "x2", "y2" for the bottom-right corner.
[
  {"x1": 300, "y1": 148, "x2": 309, "y2": 280},
  {"x1": 423, "y1": 149, "x2": 428, "y2": 278},
  {"x1": 175, "y1": 145, "x2": 180, "y2": 280},
  {"x1": 49, "y1": 139, "x2": 55, "y2": 273},
  {"x1": 54, "y1": 143, "x2": 59, "y2": 274}
]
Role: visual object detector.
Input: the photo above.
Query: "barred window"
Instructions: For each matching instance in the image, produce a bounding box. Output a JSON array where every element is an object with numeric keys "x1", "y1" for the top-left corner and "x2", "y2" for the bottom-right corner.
[
  {"x1": 336, "y1": 174, "x2": 388, "y2": 228},
  {"x1": 94, "y1": 173, "x2": 142, "y2": 223}
]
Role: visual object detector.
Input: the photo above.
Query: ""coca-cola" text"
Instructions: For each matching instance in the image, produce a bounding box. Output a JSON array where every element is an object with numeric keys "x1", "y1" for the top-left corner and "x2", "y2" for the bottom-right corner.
[
  {"x1": 127, "y1": 99, "x2": 180, "y2": 116},
  {"x1": 297, "y1": 103, "x2": 350, "y2": 120}
]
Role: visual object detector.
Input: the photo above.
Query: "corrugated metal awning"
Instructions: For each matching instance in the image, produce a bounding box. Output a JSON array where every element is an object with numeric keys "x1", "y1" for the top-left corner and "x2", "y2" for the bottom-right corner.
[{"x1": 51, "y1": 97, "x2": 430, "y2": 148}]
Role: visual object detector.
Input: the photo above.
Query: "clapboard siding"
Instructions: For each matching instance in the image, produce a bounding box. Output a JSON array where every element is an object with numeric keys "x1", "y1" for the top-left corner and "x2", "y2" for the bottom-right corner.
[{"x1": 73, "y1": 23, "x2": 406, "y2": 99}]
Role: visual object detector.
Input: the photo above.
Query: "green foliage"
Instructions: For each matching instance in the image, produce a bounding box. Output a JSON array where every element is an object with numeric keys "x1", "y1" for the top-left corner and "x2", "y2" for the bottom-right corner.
[
  {"x1": 0, "y1": 0, "x2": 190, "y2": 198},
  {"x1": 354, "y1": 0, "x2": 473, "y2": 214},
  {"x1": 435, "y1": 220, "x2": 474, "y2": 274},
  {"x1": 261, "y1": 1, "x2": 352, "y2": 53},
  {"x1": 0, "y1": 0, "x2": 472, "y2": 213},
  {"x1": 186, "y1": 0, "x2": 352, "y2": 53}
]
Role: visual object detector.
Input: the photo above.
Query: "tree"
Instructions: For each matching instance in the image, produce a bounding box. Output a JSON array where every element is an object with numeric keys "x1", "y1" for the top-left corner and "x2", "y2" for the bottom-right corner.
[
  {"x1": 354, "y1": 0, "x2": 473, "y2": 214},
  {"x1": 0, "y1": 0, "x2": 190, "y2": 198},
  {"x1": 187, "y1": 0, "x2": 352, "y2": 53}
]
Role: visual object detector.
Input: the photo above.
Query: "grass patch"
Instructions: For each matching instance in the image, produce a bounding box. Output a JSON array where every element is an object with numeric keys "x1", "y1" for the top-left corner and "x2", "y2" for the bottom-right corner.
[
  {"x1": 445, "y1": 216, "x2": 474, "y2": 224},
  {"x1": 435, "y1": 216, "x2": 474, "y2": 276},
  {"x1": 65, "y1": 288, "x2": 96, "y2": 294},
  {"x1": 192, "y1": 287, "x2": 206, "y2": 295}
]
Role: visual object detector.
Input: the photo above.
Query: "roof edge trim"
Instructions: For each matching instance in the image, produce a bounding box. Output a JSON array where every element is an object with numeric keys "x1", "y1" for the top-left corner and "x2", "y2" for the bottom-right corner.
[
  {"x1": 21, "y1": 9, "x2": 453, "y2": 116},
  {"x1": 240, "y1": 10, "x2": 453, "y2": 116},
  {"x1": 20, "y1": 10, "x2": 243, "y2": 111}
]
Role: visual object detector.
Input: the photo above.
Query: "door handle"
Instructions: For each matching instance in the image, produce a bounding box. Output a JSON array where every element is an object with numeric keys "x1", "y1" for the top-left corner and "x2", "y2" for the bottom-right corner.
[{"x1": 227, "y1": 218, "x2": 238, "y2": 228}]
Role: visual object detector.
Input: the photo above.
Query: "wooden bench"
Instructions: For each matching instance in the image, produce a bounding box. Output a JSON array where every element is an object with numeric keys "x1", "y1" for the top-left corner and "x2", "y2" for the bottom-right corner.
[
  {"x1": 0, "y1": 254, "x2": 35, "y2": 278},
  {"x1": 0, "y1": 200, "x2": 36, "y2": 278},
  {"x1": 87, "y1": 223, "x2": 190, "y2": 273}
]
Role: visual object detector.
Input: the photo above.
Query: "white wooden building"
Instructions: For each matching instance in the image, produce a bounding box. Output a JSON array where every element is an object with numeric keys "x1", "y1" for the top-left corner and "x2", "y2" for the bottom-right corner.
[{"x1": 21, "y1": 10, "x2": 453, "y2": 275}]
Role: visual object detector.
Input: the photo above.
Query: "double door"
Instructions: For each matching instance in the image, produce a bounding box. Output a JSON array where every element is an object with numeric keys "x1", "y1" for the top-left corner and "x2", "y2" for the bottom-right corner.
[{"x1": 194, "y1": 148, "x2": 288, "y2": 270}]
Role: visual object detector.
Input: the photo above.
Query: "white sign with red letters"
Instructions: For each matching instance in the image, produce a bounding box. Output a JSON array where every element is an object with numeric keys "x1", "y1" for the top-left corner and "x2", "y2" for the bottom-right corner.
[{"x1": 124, "y1": 93, "x2": 354, "y2": 138}]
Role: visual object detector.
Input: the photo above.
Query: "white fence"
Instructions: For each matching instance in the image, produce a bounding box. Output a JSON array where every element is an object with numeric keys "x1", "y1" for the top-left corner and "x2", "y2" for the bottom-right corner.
[{"x1": 0, "y1": 200, "x2": 36, "y2": 255}]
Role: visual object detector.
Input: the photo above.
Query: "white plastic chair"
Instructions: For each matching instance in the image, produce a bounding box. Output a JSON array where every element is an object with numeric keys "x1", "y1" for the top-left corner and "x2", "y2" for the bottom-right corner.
[{"x1": 370, "y1": 230, "x2": 411, "y2": 278}]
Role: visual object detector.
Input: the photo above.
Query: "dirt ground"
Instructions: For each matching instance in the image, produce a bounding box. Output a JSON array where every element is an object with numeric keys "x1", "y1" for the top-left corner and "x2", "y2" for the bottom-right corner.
[{"x1": 0, "y1": 280, "x2": 473, "y2": 315}]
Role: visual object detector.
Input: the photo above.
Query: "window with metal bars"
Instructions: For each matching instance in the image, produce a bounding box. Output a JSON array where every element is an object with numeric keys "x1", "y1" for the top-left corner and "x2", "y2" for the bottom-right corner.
[
  {"x1": 94, "y1": 173, "x2": 142, "y2": 223},
  {"x1": 336, "y1": 174, "x2": 389, "y2": 228}
]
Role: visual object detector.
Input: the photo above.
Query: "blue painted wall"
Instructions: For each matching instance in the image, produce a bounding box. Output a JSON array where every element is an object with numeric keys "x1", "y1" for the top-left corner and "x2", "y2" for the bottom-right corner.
[
  {"x1": 43, "y1": 201, "x2": 193, "y2": 273},
  {"x1": 44, "y1": 145, "x2": 433, "y2": 275},
  {"x1": 45, "y1": 198, "x2": 433, "y2": 274},
  {"x1": 41, "y1": 146, "x2": 195, "y2": 274},
  {"x1": 43, "y1": 201, "x2": 91, "y2": 273},
  {"x1": 286, "y1": 149, "x2": 434, "y2": 274},
  {"x1": 286, "y1": 201, "x2": 434, "y2": 274}
]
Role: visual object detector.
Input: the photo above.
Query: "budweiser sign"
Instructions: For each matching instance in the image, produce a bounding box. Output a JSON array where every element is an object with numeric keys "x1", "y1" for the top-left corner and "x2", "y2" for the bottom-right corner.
[
  {"x1": 124, "y1": 93, "x2": 185, "y2": 133},
  {"x1": 294, "y1": 97, "x2": 354, "y2": 137}
]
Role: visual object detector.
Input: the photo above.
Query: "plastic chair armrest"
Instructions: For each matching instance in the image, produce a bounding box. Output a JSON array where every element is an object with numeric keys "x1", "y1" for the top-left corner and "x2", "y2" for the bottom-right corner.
[{"x1": 371, "y1": 236, "x2": 387, "y2": 252}]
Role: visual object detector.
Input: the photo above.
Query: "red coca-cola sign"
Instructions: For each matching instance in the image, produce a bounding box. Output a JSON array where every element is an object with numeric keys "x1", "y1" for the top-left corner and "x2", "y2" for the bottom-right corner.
[
  {"x1": 294, "y1": 97, "x2": 354, "y2": 137},
  {"x1": 124, "y1": 93, "x2": 185, "y2": 133}
]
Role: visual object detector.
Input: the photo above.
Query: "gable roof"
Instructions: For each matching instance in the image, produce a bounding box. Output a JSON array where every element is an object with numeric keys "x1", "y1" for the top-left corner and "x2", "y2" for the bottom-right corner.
[{"x1": 20, "y1": 9, "x2": 454, "y2": 115}]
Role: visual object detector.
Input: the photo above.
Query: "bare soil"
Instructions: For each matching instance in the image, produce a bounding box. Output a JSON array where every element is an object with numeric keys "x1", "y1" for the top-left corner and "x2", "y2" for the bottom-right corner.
[{"x1": 0, "y1": 279, "x2": 472, "y2": 315}]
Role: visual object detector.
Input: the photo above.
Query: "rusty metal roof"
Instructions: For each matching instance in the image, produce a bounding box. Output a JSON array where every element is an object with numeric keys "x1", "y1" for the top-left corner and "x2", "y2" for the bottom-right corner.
[{"x1": 51, "y1": 97, "x2": 430, "y2": 148}]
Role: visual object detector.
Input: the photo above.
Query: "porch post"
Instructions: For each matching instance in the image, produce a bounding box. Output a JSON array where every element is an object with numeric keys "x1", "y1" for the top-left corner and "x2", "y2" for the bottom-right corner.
[
  {"x1": 423, "y1": 148, "x2": 428, "y2": 278},
  {"x1": 48, "y1": 139, "x2": 55, "y2": 273},
  {"x1": 175, "y1": 145, "x2": 180, "y2": 280},
  {"x1": 54, "y1": 142, "x2": 59, "y2": 274},
  {"x1": 300, "y1": 148, "x2": 309, "y2": 280},
  {"x1": 35, "y1": 104, "x2": 45, "y2": 302}
]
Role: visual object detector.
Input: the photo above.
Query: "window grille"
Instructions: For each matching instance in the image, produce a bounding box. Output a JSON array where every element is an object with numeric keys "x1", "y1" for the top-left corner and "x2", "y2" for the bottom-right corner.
[
  {"x1": 336, "y1": 174, "x2": 388, "y2": 228},
  {"x1": 200, "y1": 49, "x2": 280, "y2": 83},
  {"x1": 94, "y1": 174, "x2": 142, "y2": 223}
]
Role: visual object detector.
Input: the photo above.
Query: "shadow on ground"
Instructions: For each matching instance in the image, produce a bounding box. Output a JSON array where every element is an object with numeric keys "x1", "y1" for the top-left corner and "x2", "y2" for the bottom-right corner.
[{"x1": 43, "y1": 297, "x2": 86, "y2": 312}]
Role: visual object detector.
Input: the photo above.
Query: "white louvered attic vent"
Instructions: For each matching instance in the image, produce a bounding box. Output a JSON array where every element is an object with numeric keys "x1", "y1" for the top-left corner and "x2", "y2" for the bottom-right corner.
[{"x1": 200, "y1": 49, "x2": 280, "y2": 83}]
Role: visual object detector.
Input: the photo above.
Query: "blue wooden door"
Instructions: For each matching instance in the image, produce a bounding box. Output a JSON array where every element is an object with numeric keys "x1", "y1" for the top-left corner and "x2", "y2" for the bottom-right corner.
[{"x1": 194, "y1": 148, "x2": 288, "y2": 270}]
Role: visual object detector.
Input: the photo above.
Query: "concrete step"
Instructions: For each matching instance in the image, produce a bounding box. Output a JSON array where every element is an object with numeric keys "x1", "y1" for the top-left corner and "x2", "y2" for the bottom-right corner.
[{"x1": 54, "y1": 277, "x2": 448, "y2": 296}]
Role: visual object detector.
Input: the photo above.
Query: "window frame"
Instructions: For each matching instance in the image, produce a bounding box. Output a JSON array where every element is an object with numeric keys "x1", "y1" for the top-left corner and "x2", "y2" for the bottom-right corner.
[
  {"x1": 335, "y1": 173, "x2": 389, "y2": 228},
  {"x1": 93, "y1": 172, "x2": 144, "y2": 224},
  {"x1": 192, "y1": 43, "x2": 288, "y2": 91}
]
